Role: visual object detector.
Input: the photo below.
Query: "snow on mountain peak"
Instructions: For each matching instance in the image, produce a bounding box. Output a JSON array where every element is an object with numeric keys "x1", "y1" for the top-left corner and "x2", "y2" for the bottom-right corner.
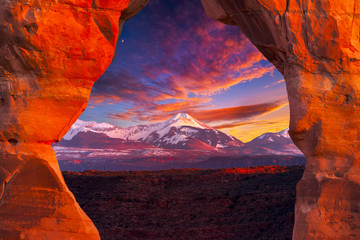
[
  {"x1": 73, "y1": 119, "x2": 97, "y2": 127},
  {"x1": 169, "y1": 113, "x2": 191, "y2": 121},
  {"x1": 63, "y1": 119, "x2": 117, "y2": 140},
  {"x1": 62, "y1": 114, "x2": 235, "y2": 148},
  {"x1": 279, "y1": 128, "x2": 290, "y2": 138},
  {"x1": 257, "y1": 128, "x2": 290, "y2": 141},
  {"x1": 165, "y1": 113, "x2": 213, "y2": 130}
]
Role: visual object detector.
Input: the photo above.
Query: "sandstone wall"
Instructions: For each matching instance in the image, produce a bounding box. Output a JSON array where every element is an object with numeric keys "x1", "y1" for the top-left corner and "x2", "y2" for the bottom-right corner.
[
  {"x1": 0, "y1": 0, "x2": 148, "y2": 239},
  {"x1": 202, "y1": 0, "x2": 360, "y2": 239},
  {"x1": 1, "y1": 0, "x2": 358, "y2": 238}
]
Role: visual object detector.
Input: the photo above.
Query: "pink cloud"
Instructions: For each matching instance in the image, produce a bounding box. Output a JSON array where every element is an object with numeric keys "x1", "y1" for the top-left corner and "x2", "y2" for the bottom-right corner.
[{"x1": 91, "y1": 1, "x2": 277, "y2": 123}]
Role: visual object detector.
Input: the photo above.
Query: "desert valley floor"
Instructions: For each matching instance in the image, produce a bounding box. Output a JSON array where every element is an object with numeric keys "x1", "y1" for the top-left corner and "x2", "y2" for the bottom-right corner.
[{"x1": 64, "y1": 165, "x2": 304, "y2": 240}]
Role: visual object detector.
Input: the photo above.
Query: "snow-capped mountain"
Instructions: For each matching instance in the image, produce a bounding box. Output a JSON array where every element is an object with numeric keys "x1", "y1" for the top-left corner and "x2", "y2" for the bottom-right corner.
[
  {"x1": 243, "y1": 128, "x2": 302, "y2": 155},
  {"x1": 63, "y1": 120, "x2": 118, "y2": 140},
  {"x1": 55, "y1": 117, "x2": 305, "y2": 171},
  {"x1": 144, "y1": 113, "x2": 243, "y2": 149},
  {"x1": 63, "y1": 119, "x2": 162, "y2": 141},
  {"x1": 60, "y1": 131, "x2": 156, "y2": 150},
  {"x1": 58, "y1": 114, "x2": 303, "y2": 158},
  {"x1": 62, "y1": 113, "x2": 243, "y2": 150}
]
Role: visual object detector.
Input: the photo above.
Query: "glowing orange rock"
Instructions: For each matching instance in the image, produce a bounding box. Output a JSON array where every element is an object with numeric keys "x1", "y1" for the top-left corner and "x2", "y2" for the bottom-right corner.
[
  {"x1": 0, "y1": 0, "x2": 148, "y2": 238},
  {"x1": 202, "y1": 0, "x2": 360, "y2": 239}
]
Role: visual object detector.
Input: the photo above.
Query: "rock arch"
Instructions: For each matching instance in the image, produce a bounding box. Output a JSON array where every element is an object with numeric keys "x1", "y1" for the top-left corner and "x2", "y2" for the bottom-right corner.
[
  {"x1": 202, "y1": 0, "x2": 360, "y2": 239},
  {"x1": 0, "y1": 0, "x2": 148, "y2": 239},
  {"x1": 0, "y1": 0, "x2": 359, "y2": 239}
]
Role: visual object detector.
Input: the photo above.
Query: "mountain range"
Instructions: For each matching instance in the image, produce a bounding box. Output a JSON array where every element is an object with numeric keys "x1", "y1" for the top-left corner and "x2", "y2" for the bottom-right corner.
[
  {"x1": 62, "y1": 113, "x2": 243, "y2": 148},
  {"x1": 54, "y1": 113, "x2": 303, "y2": 171}
]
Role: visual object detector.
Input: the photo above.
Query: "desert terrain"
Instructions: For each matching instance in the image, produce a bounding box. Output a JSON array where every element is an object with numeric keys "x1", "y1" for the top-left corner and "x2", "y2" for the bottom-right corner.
[{"x1": 64, "y1": 165, "x2": 304, "y2": 240}]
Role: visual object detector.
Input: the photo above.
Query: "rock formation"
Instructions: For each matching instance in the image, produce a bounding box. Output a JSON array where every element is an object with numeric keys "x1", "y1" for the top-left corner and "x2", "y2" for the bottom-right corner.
[
  {"x1": 202, "y1": 0, "x2": 360, "y2": 239},
  {"x1": 0, "y1": 0, "x2": 148, "y2": 239},
  {"x1": 1, "y1": 0, "x2": 358, "y2": 238}
]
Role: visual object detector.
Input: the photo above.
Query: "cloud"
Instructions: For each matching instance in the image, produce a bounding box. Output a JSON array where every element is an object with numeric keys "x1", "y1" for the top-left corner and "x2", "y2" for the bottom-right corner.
[
  {"x1": 264, "y1": 79, "x2": 285, "y2": 88},
  {"x1": 186, "y1": 99, "x2": 288, "y2": 123},
  {"x1": 107, "y1": 97, "x2": 212, "y2": 122},
  {"x1": 89, "y1": 0, "x2": 277, "y2": 123},
  {"x1": 108, "y1": 113, "x2": 132, "y2": 120},
  {"x1": 213, "y1": 120, "x2": 281, "y2": 129},
  {"x1": 147, "y1": 7, "x2": 275, "y2": 96},
  {"x1": 108, "y1": 98, "x2": 288, "y2": 128},
  {"x1": 90, "y1": 70, "x2": 181, "y2": 108}
]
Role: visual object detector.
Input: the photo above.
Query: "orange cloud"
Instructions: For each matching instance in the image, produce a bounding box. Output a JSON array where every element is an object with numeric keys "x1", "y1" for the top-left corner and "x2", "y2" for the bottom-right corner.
[
  {"x1": 90, "y1": 1, "x2": 279, "y2": 125},
  {"x1": 264, "y1": 79, "x2": 285, "y2": 88},
  {"x1": 108, "y1": 98, "x2": 288, "y2": 129},
  {"x1": 227, "y1": 103, "x2": 290, "y2": 142},
  {"x1": 213, "y1": 120, "x2": 281, "y2": 129},
  {"x1": 188, "y1": 99, "x2": 288, "y2": 123},
  {"x1": 112, "y1": 97, "x2": 212, "y2": 122},
  {"x1": 108, "y1": 113, "x2": 131, "y2": 120}
]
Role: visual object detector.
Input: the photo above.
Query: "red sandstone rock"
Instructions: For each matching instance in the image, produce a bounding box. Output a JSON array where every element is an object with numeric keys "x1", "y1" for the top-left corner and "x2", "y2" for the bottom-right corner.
[
  {"x1": 0, "y1": 0, "x2": 148, "y2": 239},
  {"x1": 202, "y1": 0, "x2": 360, "y2": 239},
  {"x1": 1, "y1": 0, "x2": 358, "y2": 239}
]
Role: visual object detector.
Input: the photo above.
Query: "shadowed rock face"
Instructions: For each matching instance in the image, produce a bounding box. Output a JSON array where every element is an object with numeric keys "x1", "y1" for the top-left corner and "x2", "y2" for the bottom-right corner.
[
  {"x1": 202, "y1": 0, "x2": 360, "y2": 239},
  {"x1": 0, "y1": 0, "x2": 148, "y2": 238}
]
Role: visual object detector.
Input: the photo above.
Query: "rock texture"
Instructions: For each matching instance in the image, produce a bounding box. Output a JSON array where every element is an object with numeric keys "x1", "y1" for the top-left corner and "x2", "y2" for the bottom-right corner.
[
  {"x1": 202, "y1": 0, "x2": 360, "y2": 239},
  {"x1": 0, "y1": 0, "x2": 148, "y2": 239}
]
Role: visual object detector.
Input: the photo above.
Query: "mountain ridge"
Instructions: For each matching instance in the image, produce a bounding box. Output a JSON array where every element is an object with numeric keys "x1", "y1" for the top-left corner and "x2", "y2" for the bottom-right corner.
[
  {"x1": 63, "y1": 113, "x2": 243, "y2": 148},
  {"x1": 58, "y1": 113, "x2": 300, "y2": 156},
  {"x1": 55, "y1": 113, "x2": 303, "y2": 171}
]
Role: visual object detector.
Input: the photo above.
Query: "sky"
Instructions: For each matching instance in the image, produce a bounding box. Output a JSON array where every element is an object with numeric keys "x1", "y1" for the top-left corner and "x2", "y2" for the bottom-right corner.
[{"x1": 80, "y1": 0, "x2": 289, "y2": 142}]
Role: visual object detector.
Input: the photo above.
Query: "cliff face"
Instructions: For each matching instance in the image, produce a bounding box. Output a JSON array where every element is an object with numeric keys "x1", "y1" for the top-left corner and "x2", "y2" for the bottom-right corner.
[
  {"x1": 0, "y1": 0, "x2": 148, "y2": 239},
  {"x1": 202, "y1": 0, "x2": 360, "y2": 239}
]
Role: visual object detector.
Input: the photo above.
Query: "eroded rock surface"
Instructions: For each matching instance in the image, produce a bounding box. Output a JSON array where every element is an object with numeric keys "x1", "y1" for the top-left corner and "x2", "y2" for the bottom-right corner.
[
  {"x1": 0, "y1": 0, "x2": 148, "y2": 238},
  {"x1": 202, "y1": 0, "x2": 360, "y2": 239}
]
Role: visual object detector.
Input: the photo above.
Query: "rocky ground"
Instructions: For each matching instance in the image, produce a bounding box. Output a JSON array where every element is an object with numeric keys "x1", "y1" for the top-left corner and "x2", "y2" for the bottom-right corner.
[{"x1": 63, "y1": 165, "x2": 304, "y2": 240}]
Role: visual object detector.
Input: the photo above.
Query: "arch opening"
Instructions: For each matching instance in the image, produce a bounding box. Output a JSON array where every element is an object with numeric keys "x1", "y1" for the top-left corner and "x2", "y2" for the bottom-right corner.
[
  {"x1": 56, "y1": 0, "x2": 302, "y2": 172},
  {"x1": 54, "y1": 0, "x2": 304, "y2": 239}
]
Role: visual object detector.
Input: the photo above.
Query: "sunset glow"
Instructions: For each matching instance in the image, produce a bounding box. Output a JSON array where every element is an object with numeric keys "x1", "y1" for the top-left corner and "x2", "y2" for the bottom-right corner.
[{"x1": 79, "y1": 0, "x2": 289, "y2": 142}]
